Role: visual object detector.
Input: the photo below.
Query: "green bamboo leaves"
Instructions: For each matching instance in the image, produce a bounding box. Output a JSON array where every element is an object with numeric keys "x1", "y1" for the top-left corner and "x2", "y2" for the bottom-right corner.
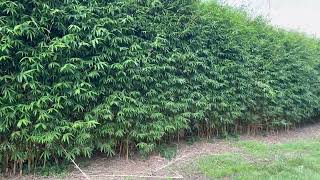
[{"x1": 1, "y1": 0, "x2": 320, "y2": 175}]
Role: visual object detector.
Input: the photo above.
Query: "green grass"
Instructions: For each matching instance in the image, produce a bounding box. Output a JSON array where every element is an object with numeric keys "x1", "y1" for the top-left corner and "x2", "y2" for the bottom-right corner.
[
  {"x1": 197, "y1": 154, "x2": 254, "y2": 178},
  {"x1": 158, "y1": 144, "x2": 178, "y2": 160},
  {"x1": 195, "y1": 139, "x2": 320, "y2": 180}
]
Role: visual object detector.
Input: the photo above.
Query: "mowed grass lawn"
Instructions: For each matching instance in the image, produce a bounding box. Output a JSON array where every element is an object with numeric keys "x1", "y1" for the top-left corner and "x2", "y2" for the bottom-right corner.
[{"x1": 193, "y1": 139, "x2": 320, "y2": 180}]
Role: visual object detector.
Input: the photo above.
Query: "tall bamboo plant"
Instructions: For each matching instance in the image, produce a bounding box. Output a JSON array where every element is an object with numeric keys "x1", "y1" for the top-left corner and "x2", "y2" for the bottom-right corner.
[{"x1": 1, "y1": 0, "x2": 320, "y2": 175}]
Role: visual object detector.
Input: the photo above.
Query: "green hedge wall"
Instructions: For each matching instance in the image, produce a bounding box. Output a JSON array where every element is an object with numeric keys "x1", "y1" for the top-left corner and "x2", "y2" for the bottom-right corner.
[{"x1": 1, "y1": 0, "x2": 320, "y2": 174}]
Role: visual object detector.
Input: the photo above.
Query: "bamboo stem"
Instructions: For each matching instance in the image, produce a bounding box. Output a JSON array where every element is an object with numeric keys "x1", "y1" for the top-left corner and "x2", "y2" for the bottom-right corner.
[
  {"x1": 13, "y1": 161, "x2": 16, "y2": 175},
  {"x1": 126, "y1": 139, "x2": 129, "y2": 161},
  {"x1": 119, "y1": 141, "x2": 122, "y2": 158},
  {"x1": 28, "y1": 158, "x2": 31, "y2": 174},
  {"x1": 5, "y1": 155, "x2": 9, "y2": 175},
  {"x1": 19, "y1": 160, "x2": 23, "y2": 176}
]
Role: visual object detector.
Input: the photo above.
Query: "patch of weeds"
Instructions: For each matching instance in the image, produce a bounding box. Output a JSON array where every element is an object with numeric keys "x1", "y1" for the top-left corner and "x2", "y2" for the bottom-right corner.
[
  {"x1": 77, "y1": 158, "x2": 91, "y2": 169},
  {"x1": 206, "y1": 138, "x2": 216, "y2": 144},
  {"x1": 35, "y1": 162, "x2": 70, "y2": 177},
  {"x1": 217, "y1": 131, "x2": 229, "y2": 139},
  {"x1": 237, "y1": 141, "x2": 272, "y2": 157},
  {"x1": 196, "y1": 154, "x2": 254, "y2": 178},
  {"x1": 186, "y1": 136, "x2": 201, "y2": 145},
  {"x1": 227, "y1": 133, "x2": 240, "y2": 141},
  {"x1": 158, "y1": 144, "x2": 177, "y2": 160},
  {"x1": 218, "y1": 132, "x2": 240, "y2": 141}
]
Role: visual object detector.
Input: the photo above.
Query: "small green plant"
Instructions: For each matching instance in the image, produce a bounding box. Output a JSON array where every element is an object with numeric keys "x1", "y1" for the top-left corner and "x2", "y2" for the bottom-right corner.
[
  {"x1": 186, "y1": 136, "x2": 201, "y2": 145},
  {"x1": 158, "y1": 145, "x2": 178, "y2": 160},
  {"x1": 35, "y1": 163, "x2": 70, "y2": 177},
  {"x1": 217, "y1": 131, "x2": 240, "y2": 141}
]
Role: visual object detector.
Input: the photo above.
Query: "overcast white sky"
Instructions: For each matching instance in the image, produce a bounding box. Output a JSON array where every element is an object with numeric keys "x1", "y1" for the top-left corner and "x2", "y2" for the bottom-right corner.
[{"x1": 222, "y1": 0, "x2": 320, "y2": 37}]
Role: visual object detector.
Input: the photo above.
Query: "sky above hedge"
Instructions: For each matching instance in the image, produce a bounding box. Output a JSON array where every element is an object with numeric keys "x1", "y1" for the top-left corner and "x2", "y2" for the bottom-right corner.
[{"x1": 222, "y1": 0, "x2": 320, "y2": 37}]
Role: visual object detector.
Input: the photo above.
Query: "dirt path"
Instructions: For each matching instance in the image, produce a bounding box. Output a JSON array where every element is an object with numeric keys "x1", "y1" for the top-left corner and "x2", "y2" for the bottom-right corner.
[
  {"x1": 5, "y1": 123, "x2": 320, "y2": 180},
  {"x1": 240, "y1": 122, "x2": 320, "y2": 144}
]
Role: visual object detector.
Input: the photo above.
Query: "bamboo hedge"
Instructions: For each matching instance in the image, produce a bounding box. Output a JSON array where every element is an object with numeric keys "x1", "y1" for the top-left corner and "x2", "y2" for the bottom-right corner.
[{"x1": 1, "y1": 0, "x2": 320, "y2": 175}]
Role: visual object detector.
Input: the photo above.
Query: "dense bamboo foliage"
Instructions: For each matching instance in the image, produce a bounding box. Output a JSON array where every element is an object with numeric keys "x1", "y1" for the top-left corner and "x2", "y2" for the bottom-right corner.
[{"x1": 1, "y1": 0, "x2": 320, "y2": 175}]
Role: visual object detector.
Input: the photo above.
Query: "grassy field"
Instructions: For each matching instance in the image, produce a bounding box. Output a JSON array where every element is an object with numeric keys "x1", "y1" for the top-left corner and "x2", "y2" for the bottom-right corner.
[{"x1": 194, "y1": 139, "x2": 320, "y2": 180}]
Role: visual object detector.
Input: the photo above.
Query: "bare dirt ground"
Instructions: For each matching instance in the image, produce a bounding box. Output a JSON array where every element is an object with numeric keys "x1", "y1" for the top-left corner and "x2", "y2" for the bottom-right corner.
[
  {"x1": 240, "y1": 123, "x2": 320, "y2": 144},
  {"x1": 4, "y1": 122, "x2": 320, "y2": 180}
]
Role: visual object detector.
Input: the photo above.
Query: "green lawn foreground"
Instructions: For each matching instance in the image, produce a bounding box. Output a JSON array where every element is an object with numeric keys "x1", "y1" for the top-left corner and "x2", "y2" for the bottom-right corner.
[{"x1": 193, "y1": 139, "x2": 320, "y2": 180}]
